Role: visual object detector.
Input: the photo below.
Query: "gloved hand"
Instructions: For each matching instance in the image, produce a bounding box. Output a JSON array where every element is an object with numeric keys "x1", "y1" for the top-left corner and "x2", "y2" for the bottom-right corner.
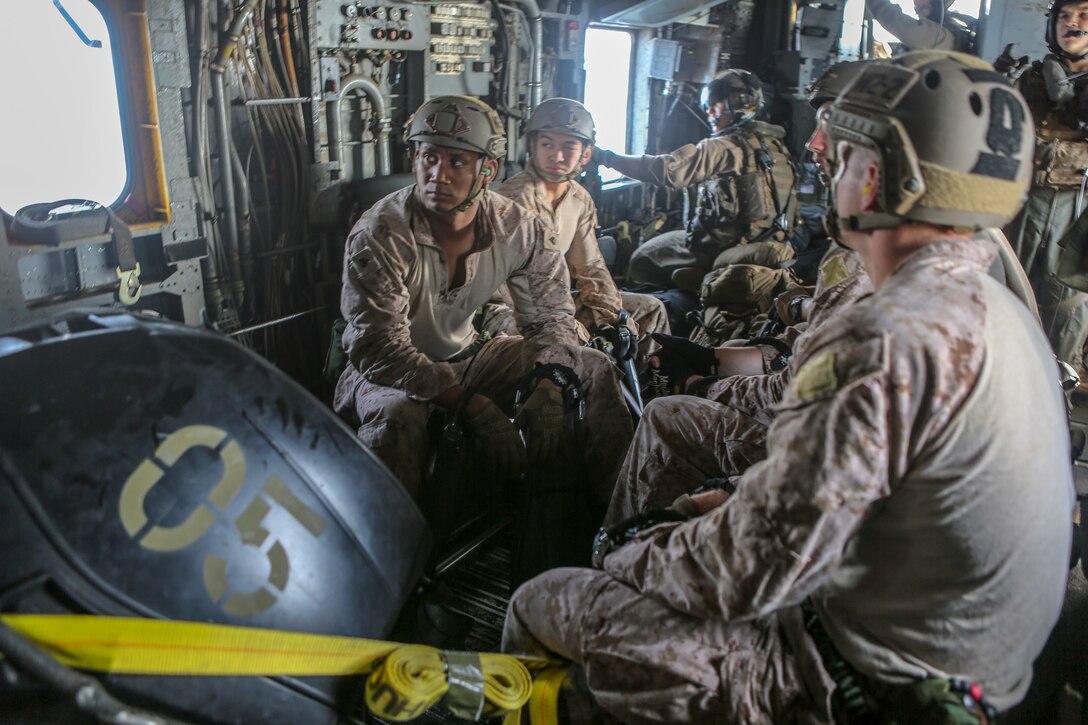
[
  {"x1": 648, "y1": 333, "x2": 717, "y2": 395},
  {"x1": 993, "y1": 43, "x2": 1030, "y2": 80},
  {"x1": 514, "y1": 385, "x2": 566, "y2": 463},
  {"x1": 591, "y1": 508, "x2": 689, "y2": 568},
  {"x1": 591, "y1": 314, "x2": 639, "y2": 364},
  {"x1": 464, "y1": 397, "x2": 526, "y2": 481}
]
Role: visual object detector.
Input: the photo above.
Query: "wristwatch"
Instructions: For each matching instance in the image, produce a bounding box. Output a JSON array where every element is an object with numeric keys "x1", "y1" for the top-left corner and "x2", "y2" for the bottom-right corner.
[{"x1": 788, "y1": 296, "x2": 806, "y2": 324}]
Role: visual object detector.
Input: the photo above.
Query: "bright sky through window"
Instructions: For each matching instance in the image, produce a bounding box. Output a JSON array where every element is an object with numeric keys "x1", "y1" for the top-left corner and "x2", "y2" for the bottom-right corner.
[
  {"x1": 841, "y1": 0, "x2": 980, "y2": 58},
  {"x1": 583, "y1": 28, "x2": 633, "y2": 183},
  {"x1": 0, "y1": 1, "x2": 128, "y2": 213}
]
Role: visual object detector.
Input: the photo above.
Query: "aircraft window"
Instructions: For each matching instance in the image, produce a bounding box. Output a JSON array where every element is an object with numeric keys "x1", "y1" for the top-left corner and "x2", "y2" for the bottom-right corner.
[
  {"x1": 0, "y1": 1, "x2": 129, "y2": 213},
  {"x1": 840, "y1": 0, "x2": 981, "y2": 58},
  {"x1": 583, "y1": 27, "x2": 633, "y2": 183}
]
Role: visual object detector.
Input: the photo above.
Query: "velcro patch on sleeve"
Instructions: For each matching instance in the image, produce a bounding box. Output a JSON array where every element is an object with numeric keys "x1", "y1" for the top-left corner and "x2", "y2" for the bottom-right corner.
[
  {"x1": 792, "y1": 351, "x2": 839, "y2": 403},
  {"x1": 782, "y1": 335, "x2": 888, "y2": 408},
  {"x1": 818, "y1": 253, "x2": 850, "y2": 289}
]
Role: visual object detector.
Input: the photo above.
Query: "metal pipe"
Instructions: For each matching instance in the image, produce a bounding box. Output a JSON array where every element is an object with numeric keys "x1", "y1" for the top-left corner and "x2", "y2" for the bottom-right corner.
[
  {"x1": 242, "y1": 96, "x2": 311, "y2": 106},
  {"x1": 229, "y1": 305, "x2": 327, "y2": 336},
  {"x1": 229, "y1": 143, "x2": 253, "y2": 303},
  {"x1": 506, "y1": 0, "x2": 543, "y2": 110},
  {"x1": 330, "y1": 74, "x2": 392, "y2": 178},
  {"x1": 210, "y1": 0, "x2": 259, "y2": 308},
  {"x1": 212, "y1": 71, "x2": 243, "y2": 304}
]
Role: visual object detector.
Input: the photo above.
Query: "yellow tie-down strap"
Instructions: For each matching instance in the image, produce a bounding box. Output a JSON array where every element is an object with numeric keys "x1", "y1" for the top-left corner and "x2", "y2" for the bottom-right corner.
[{"x1": 1, "y1": 614, "x2": 568, "y2": 725}]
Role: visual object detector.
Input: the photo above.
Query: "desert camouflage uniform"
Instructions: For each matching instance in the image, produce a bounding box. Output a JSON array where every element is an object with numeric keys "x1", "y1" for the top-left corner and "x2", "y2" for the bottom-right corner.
[
  {"x1": 605, "y1": 244, "x2": 871, "y2": 522},
  {"x1": 625, "y1": 121, "x2": 795, "y2": 286},
  {"x1": 505, "y1": 238, "x2": 1073, "y2": 723},
  {"x1": 333, "y1": 187, "x2": 632, "y2": 500},
  {"x1": 1006, "y1": 59, "x2": 1088, "y2": 370},
  {"x1": 864, "y1": 0, "x2": 961, "y2": 52},
  {"x1": 486, "y1": 166, "x2": 670, "y2": 349}
]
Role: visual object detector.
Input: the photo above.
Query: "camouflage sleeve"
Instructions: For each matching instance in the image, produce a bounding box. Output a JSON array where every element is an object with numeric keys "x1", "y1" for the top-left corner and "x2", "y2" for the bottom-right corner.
[
  {"x1": 506, "y1": 217, "x2": 584, "y2": 367},
  {"x1": 704, "y1": 371, "x2": 791, "y2": 426},
  {"x1": 567, "y1": 197, "x2": 624, "y2": 330},
  {"x1": 640, "y1": 138, "x2": 745, "y2": 188},
  {"x1": 341, "y1": 228, "x2": 458, "y2": 401},
  {"x1": 603, "y1": 333, "x2": 893, "y2": 621},
  {"x1": 865, "y1": 0, "x2": 956, "y2": 50}
]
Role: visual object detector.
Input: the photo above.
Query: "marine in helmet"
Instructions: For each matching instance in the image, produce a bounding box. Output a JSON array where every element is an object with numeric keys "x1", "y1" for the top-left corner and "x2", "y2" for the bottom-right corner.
[
  {"x1": 502, "y1": 52, "x2": 1073, "y2": 723},
  {"x1": 333, "y1": 95, "x2": 632, "y2": 502},
  {"x1": 595, "y1": 68, "x2": 797, "y2": 288},
  {"x1": 602, "y1": 61, "x2": 880, "y2": 527},
  {"x1": 865, "y1": 0, "x2": 975, "y2": 53},
  {"x1": 481, "y1": 98, "x2": 670, "y2": 357},
  {"x1": 1005, "y1": 0, "x2": 1088, "y2": 382}
]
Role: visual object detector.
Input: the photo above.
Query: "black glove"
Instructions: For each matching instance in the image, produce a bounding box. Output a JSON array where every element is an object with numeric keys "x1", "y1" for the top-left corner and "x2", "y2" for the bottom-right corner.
[
  {"x1": 591, "y1": 508, "x2": 689, "y2": 568},
  {"x1": 590, "y1": 311, "x2": 638, "y2": 364},
  {"x1": 464, "y1": 398, "x2": 526, "y2": 482},
  {"x1": 647, "y1": 333, "x2": 716, "y2": 396},
  {"x1": 993, "y1": 43, "x2": 1030, "y2": 80}
]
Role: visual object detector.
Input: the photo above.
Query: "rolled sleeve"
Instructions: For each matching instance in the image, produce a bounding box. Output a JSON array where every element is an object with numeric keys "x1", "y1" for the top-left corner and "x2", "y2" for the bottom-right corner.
[
  {"x1": 643, "y1": 138, "x2": 744, "y2": 188},
  {"x1": 568, "y1": 202, "x2": 623, "y2": 329},
  {"x1": 706, "y1": 371, "x2": 791, "y2": 425},
  {"x1": 866, "y1": 0, "x2": 955, "y2": 50},
  {"x1": 506, "y1": 219, "x2": 583, "y2": 368}
]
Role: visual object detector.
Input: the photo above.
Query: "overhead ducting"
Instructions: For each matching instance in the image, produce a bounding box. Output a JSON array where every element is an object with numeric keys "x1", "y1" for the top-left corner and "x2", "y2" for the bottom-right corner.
[{"x1": 598, "y1": 0, "x2": 726, "y2": 28}]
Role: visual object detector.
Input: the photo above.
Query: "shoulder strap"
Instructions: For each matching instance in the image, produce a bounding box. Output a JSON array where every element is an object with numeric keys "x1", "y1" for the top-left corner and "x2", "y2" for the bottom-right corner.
[{"x1": 749, "y1": 130, "x2": 797, "y2": 241}]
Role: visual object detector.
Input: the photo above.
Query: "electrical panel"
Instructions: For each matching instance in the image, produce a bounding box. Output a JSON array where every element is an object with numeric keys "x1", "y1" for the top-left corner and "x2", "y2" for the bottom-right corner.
[
  {"x1": 426, "y1": 3, "x2": 494, "y2": 96},
  {"x1": 315, "y1": 1, "x2": 430, "y2": 50}
]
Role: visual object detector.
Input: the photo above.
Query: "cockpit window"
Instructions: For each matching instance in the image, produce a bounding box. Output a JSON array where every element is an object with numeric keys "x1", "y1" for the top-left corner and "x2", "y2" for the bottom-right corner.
[
  {"x1": 584, "y1": 27, "x2": 633, "y2": 183},
  {"x1": 0, "y1": 1, "x2": 129, "y2": 214}
]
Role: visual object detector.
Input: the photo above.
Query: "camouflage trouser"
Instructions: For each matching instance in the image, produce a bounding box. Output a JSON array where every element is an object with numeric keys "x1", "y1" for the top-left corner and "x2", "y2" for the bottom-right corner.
[
  {"x1": 502, "y1": 568, "x2": 832, "y2": 724},
  {"x1": 1006, "y1": 186, "x2": 1088, "y2": 370},
  {"x1": 604, "y1": 396, "x2": 769, "y2": 525},
  {"x1": 627, "y1": 230, "x2": 716, "y2": 287},
  {"x1": 334, "y1": 336, "x2": 633, "y2": 501}
]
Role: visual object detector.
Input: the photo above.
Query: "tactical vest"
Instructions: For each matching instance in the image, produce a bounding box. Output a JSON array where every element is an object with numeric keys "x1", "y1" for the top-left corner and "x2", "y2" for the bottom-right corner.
[
  {"x1": 1020, "y1": 59, "x2": 1088, "y2": 188},
  {"x1": 689, "y1": 121, "x2": 796, "y2": 255}
]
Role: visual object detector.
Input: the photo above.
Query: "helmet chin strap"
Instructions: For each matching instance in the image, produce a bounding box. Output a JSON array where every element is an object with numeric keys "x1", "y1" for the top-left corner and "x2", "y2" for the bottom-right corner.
[
  {"x1": 837, "y1": 212, "x2": 905, "y2": 232},
  {"x1": 426, "y1": 158, "x2": 492, "y2": 216},
  {"x1": 529, "y1": 154, "x2": 582, "y2": 183}
]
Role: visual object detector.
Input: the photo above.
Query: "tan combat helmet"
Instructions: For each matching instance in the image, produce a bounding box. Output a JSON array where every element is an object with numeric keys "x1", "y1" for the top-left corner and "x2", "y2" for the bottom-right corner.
[
  {"x1": 808, "y1": 60, "x2": 873, "y2": 109},
  {"x1": 700, "y1": 69, "x2": 764, "y2": 127},
  {"x1": 523, "y1": 98, "x2": 596, "y2": 182},
  {"x1": 824, "y1": 50, "x2": 1033, "y2": 232},
  {"x1": 405, "y1": 96, "x2": 507, "y2": 213}
]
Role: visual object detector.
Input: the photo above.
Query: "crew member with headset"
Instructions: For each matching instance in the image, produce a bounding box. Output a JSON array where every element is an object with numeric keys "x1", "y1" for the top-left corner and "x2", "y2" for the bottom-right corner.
[
  {"x1": 596, "y1": 69, "x2": 796, "y2": 289},
  {"x1": 1006, "y1": 0, "x2": 1088, "y2": 382}
]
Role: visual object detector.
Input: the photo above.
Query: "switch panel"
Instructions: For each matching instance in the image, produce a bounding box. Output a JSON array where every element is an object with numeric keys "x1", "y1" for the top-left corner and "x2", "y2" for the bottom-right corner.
[
  {"x1": 429, "y1": 3, "x2": 493, "y2": 78},
  {"x1": 315, "y1": 0, "x2": 429, "y2": 50}
]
